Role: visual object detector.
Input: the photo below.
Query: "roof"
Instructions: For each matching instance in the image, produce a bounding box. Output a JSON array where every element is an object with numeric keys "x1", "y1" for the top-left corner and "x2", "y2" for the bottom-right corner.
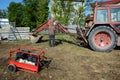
[
  {"x1": 0, "y1": 18, "x2": 9, "y2": 22},
  {"x1": 91, "y1": 0, "x2": 120, "y2": 8},
  {"x1": 86, "y1": 0, "x2": 120, "y2": 22},
  {"x1": 101, "y1": 0, "x2": 120, "y2": 5}
]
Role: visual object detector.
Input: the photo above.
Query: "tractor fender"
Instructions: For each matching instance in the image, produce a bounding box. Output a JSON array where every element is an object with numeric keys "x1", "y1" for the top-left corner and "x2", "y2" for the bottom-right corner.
[
  {"x1": 86, "y1": 24, "x2": 115, "y2": 37},
  {"x1": 86, "y1": 24, "x2": 95, "y2": 37}
]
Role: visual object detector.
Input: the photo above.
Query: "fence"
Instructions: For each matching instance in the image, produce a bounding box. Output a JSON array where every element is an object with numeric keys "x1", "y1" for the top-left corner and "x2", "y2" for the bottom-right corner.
[{"x1": 0, "y1": 25, "x2": 30, "y2": 40}]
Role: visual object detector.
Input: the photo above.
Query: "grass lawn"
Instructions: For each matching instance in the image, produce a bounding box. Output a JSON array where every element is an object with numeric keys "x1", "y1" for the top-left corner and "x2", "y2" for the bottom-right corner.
[{"x1": 0, "y1": 34, "x2": 120, "y2": 80}]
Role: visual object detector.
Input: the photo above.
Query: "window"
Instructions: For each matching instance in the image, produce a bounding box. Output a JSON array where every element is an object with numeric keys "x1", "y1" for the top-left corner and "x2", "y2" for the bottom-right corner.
[
  {"x1": 111, "y1": 8, "x2": 120, "y2": 22},
  {"x1": 96, "y1": 9, "x2": 108, "y2": 23}
]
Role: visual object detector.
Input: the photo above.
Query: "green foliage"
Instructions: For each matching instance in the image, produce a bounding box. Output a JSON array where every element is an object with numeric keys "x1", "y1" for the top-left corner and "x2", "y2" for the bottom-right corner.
[
  {"x1": 8, "y1": 0, "x2": 49, "y2": 29},
  {"x1": 73, "y1": 4, "x2": 85, "y2": 28},
  {"x1": 8, "y1": 2, "x2": 24, "y2": 27},
  {"x1": 36, "y1": 0, "x2": 49, "y2": 27},
  {"x1": 51, "y1": 0, "x2": 85, "y2": 27},
  {"x1": 51, "y1": 0, "x2": 74, "y2": 25},
  {"x1": 22, "y1": 0, "x2": 38, "y2": 29},
  {"x1": 0, "y1": 9, "x2": 8, "y2": 18},
  {"x1": 23, "y1": 0, "x2": 49, "y2": 29}
]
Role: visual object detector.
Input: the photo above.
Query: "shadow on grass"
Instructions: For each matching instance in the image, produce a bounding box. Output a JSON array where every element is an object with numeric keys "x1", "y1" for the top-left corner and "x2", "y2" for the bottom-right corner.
[
  {"x1": 39, "y1": 57, "x2": 52, "y2": 72},
  {"x1": 38, "y1": 39, "x2": 89, "y2": 48}
]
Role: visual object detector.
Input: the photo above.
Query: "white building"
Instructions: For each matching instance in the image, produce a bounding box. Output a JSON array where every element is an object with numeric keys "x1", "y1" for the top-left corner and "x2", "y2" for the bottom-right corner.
[{"x1": 0, "y1": 18, "x2": 9, "y2": 25}]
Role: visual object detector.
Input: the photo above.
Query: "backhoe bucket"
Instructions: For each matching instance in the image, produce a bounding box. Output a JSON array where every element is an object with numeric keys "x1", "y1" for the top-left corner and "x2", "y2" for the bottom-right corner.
[{"x1": 30, "y1": 35, "x2": 43, "y2": 43}]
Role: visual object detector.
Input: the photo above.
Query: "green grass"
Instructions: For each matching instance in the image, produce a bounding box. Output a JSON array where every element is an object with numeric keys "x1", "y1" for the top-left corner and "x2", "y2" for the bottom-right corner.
[{"x1": 0, "y1": 35, "x2": 120, "y2": 80}]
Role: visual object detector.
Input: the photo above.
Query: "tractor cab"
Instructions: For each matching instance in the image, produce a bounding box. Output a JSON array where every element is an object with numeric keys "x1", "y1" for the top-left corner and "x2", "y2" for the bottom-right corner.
[{"x1": 94, "y1": 5, "x2": 120, "y2": 33}]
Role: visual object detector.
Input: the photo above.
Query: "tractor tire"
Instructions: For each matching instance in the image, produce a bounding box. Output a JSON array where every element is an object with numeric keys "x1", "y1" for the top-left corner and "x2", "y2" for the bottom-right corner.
[
  {"x1": 88, "y1": 26, "x2": 117, "y2": 52},
  {"x1": 8, "y1": 64, "x2": 16, "y2": 72}
]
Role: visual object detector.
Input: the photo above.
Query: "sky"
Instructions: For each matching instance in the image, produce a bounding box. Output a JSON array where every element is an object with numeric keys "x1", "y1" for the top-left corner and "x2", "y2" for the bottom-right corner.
[
  {"x1": 0, "y1": 0, "x2": 22, "y2": 10},
  {"x1": 0, "y1": 0, "x2": 105, "y2": 15},
  {"x1": 0, "y1": 0, "x2": 105, "y2": 10}
]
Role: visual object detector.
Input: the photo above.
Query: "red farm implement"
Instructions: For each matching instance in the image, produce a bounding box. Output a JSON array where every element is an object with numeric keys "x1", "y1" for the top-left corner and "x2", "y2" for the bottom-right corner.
[{"x1": 8, "y1": 46, "x2": 51, "y2": 73}]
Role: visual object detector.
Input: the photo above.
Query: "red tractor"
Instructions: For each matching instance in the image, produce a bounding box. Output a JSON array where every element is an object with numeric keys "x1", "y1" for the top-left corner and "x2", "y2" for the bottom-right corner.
[
  {"x1": 86, "y1": 4, "x2": 120, "y2": 52},
  {"x1": 31, "y1": 4, "x2": 120, "y2": 52},
  {"x1": 8, "y1": 46, "x2": 51, "y2": 73}
]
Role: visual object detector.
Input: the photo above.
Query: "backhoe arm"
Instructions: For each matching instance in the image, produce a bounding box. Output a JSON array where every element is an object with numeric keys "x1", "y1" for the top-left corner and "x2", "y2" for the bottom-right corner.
[
  {"x1": 32, "y1": 19, "x2": 55, "y2": 36},
  {"x1": 31, "y1": 19, "x2": 87, "y2": 44},
  {"x1": 55, "y1": 22, "x2": 76, "y2": 37}
]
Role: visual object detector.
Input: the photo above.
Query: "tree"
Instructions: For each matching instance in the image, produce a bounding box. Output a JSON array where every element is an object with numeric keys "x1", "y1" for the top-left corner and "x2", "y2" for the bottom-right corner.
[
  {"x1": 36, "y1": 0, "x2": 49, "y2": 27},
  {"x1": 73, "y1": 5, "x2": 85, "y2": 28},
  {"x1": 8, "y1": 2, "x2": 24, "y2": 27},
  {"x1": 51, "y1": 0, "x2": 86, "y2": 27},
  {"x1": 0, "y1": 9, "x2": 8, "y2": 18},
  {"x1": 8, "y1": 0, "x2": 49, "y2": 29},
  {"x1": 23, "y1": 0, "x2": 49, "y2": 29},
  {"x1": 22, "y1": 0, "x2": 38, "y2": 29},
  {"x1": 51, "y1": 0, "x2": 74, "y2": 25}
]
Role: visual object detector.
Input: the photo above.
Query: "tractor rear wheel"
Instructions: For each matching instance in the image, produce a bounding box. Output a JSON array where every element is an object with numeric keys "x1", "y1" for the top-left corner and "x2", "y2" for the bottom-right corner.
[
  {"x1": 8, "y1": 64, "x2": 16, "y2": 72},
  {"x1": 88, "y1": 26, "x2": 117, "y2": 52}
]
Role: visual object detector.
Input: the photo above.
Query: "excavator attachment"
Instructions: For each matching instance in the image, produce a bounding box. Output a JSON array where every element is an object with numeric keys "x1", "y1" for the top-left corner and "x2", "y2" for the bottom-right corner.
[
  {"x1": 30, "y1": 35, "x2": 43, "y2": 43},
  {"x1": 30, "y1": 19, "x2": 55, "y2": 43},
  {"x1": 30, "y1": 18, "x2": 88, "y2": 44}
]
